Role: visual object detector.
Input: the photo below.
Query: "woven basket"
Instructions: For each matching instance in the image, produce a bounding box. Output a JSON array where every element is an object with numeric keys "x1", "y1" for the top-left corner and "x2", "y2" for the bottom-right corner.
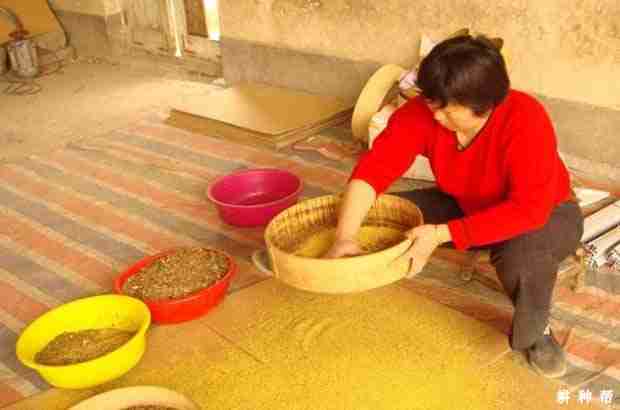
[{"x1": 265, "y1": 194, "x2": 423, "y2": 294}]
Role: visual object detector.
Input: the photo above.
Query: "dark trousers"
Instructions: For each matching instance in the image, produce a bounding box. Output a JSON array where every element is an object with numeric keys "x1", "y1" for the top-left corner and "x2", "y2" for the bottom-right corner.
[{"x1": 395, "y1": 188, "x2": 584, "y2": 350}]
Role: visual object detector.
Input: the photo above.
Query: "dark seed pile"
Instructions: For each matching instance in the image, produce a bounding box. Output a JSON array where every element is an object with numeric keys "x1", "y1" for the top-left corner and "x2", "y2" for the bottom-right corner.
[
  {"x1": 35, "y1": 328, "x2": 135, "y2": 366},
  {"x1": 123, "y1": 248, "x2": 230, "y2": 300}
]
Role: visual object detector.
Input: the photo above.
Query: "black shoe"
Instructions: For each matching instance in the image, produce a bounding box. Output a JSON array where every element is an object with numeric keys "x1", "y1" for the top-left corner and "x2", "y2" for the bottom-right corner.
[{"x1": 527, "y1": 329, "x2": 567, "y2": 378}]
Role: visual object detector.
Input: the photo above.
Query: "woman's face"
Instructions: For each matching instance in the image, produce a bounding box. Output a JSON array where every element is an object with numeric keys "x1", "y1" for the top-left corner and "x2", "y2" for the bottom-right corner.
[{"x1": 425, "y1": 100, "x2": 488, "y2": 134}]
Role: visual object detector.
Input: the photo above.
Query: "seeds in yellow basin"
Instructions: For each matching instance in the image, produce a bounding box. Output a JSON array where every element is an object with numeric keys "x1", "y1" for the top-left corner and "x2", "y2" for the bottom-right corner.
[{"x1": 35, "y1": 328, "x2": 135, "y2": 366}]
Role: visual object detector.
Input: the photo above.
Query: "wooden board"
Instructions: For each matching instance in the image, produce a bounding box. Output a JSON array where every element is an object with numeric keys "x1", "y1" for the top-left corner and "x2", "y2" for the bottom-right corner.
[
  {"x1": 173, "y1": 83, "x2": 353, "y2": 135},
  {"x1": 124, "y1": 0, "x2": 170, "y2": 53},
  {"x1": 183, "y1": 0, "x2": 208, "y2": 37},
  {"x1": 0, "y1": 0, "x2": 62, "y2": 43},
  {"x1": 166, "y1": 108, "x2": 352, "y2": 149}
]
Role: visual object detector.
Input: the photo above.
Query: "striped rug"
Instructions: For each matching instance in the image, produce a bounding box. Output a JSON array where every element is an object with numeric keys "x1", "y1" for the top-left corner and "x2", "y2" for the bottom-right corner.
[{"x1": 0, "y1": 113, "x2": 618, "y2": 408}]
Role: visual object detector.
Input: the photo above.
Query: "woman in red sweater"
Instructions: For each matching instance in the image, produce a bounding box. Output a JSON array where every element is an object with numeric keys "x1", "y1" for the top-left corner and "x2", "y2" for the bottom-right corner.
[{"x1": 327, "y1": 35, "x2": 583, "y2": 378}]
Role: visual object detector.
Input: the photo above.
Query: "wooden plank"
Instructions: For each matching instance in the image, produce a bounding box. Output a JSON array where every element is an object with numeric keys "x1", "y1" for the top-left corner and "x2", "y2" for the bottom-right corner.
[
  {"x1": 183, "y1": 0, "x2": 207, "y2": 37},
  {"x1": 431, "y1": 247, "x2": 584, "y2": 296}
]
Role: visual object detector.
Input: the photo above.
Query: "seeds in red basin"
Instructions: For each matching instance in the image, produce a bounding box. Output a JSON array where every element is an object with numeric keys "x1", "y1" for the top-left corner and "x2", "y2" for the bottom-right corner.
[{"x1": 122, "y1": 248, "x2": 230, "y2": 301}]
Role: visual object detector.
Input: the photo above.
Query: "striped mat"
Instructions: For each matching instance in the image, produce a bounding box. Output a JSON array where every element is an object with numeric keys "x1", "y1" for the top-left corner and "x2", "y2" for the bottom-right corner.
[{"x1": 0, "y1": 113, "x2": 619, "y2": 408}]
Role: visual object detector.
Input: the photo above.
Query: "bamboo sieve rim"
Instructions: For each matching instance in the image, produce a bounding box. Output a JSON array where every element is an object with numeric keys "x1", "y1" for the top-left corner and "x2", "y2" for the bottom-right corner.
[{"x1": 264, "y1": 194, "x2": 423, "y2": 261}]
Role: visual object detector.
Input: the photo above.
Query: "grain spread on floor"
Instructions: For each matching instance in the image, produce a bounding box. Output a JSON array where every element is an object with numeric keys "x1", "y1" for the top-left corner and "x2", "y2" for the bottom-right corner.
[{"x1": 9, "y1": 280, "x2": 589, "y2": 410}]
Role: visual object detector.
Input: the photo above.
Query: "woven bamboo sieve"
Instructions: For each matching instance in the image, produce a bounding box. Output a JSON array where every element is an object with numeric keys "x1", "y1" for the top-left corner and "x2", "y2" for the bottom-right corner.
[{"x1": 264, "y1": 194, "x2": 423, "y2": 294}]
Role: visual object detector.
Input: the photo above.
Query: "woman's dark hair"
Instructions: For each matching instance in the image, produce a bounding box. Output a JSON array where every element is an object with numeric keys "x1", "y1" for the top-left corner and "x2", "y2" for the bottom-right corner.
[{"x1": 416, "y1": 35, "x2": 510, "y2": 115}]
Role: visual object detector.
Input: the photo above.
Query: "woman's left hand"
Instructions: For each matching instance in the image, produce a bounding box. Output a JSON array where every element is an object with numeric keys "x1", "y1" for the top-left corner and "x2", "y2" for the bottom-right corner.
[{"x1": 395, "y1": 224, "x2": 444, "y2": 278}]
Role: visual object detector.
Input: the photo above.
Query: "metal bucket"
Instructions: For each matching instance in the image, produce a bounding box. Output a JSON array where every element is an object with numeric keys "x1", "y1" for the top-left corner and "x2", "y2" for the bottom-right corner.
[{"x1": 7, "y1": 38, "x2": 39, "y2": 78}]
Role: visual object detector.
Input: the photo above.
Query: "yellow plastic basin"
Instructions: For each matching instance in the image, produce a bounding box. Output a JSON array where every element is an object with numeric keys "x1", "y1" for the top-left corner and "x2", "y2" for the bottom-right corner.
[{"x1": 16, "y1": 294, "x2": 151, "y2": 389}]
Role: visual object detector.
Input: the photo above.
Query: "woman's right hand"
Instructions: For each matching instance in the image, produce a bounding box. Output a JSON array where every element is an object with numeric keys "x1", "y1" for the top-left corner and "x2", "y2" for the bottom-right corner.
[{"x1": 323, "y1": 238, "x2": 363, "y2": 259}]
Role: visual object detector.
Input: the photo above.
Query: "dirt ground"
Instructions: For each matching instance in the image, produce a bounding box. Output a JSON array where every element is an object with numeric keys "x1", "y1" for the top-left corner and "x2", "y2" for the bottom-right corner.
[{"x1": 0, "y1": 52, "x2": 222, "y2": 163}]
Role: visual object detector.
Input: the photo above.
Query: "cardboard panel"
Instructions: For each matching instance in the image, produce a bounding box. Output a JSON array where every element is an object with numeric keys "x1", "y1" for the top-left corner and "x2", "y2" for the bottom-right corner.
[
  {"x1": 173, "y1": 83, "x2": 353, "y2": 135},
  {"x1": 166, "y1": 108, "x2": 352, "y2": 149}
]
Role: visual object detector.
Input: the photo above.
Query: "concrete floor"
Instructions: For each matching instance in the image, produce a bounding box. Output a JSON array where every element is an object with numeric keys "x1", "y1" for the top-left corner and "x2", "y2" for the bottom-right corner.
[{"x1": 0, "y1": 53, "x2": 222, "y2": 163}]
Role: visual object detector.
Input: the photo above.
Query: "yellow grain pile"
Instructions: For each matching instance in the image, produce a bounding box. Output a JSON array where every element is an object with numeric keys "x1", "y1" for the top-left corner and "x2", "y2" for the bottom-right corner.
[
  {"x1": 9, "y1": 280, "x2": 584, "y2": 410},
  {"x1": 293, "y1": 226, "x2": 405, "y2": 257}
]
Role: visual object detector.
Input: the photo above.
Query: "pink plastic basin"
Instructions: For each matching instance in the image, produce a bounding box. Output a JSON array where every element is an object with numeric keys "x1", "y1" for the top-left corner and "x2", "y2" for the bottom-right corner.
[{"x1": 207, "y1": 168, "x2": 303, "y2": 227}]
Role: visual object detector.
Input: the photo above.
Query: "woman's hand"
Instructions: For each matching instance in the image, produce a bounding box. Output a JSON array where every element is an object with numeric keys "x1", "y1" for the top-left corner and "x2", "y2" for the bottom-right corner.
[
  {"x1": 396, "y1": 224, "x2": 450, "y2": 278},
  {"x1": 323, "y1": 238, "x2": 363, "y2": 259}
]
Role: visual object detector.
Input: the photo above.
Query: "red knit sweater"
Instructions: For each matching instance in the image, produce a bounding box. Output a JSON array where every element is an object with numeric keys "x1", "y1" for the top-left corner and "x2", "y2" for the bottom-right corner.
[{"x1": 350, "y1": 90, "x2": 571, "y2": 250}]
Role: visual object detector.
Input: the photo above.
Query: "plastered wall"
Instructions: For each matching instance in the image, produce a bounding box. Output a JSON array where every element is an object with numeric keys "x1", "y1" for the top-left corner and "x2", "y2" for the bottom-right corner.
[
  {"x1": 220, "y1": 0, "x2": 620, "y2": 110},
  {"x1": 48, "y1": 0, "x2": 120, "y2": 16}
]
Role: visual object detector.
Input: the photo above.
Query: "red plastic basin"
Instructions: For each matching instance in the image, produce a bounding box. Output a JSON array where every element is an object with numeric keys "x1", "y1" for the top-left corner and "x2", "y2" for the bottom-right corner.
[
  {"x1": 114, "y1": 248, "x2": 237, "y2": 324},
  {"x1": 207, "y1": 168, "x2": 303, "y2": 227}
]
